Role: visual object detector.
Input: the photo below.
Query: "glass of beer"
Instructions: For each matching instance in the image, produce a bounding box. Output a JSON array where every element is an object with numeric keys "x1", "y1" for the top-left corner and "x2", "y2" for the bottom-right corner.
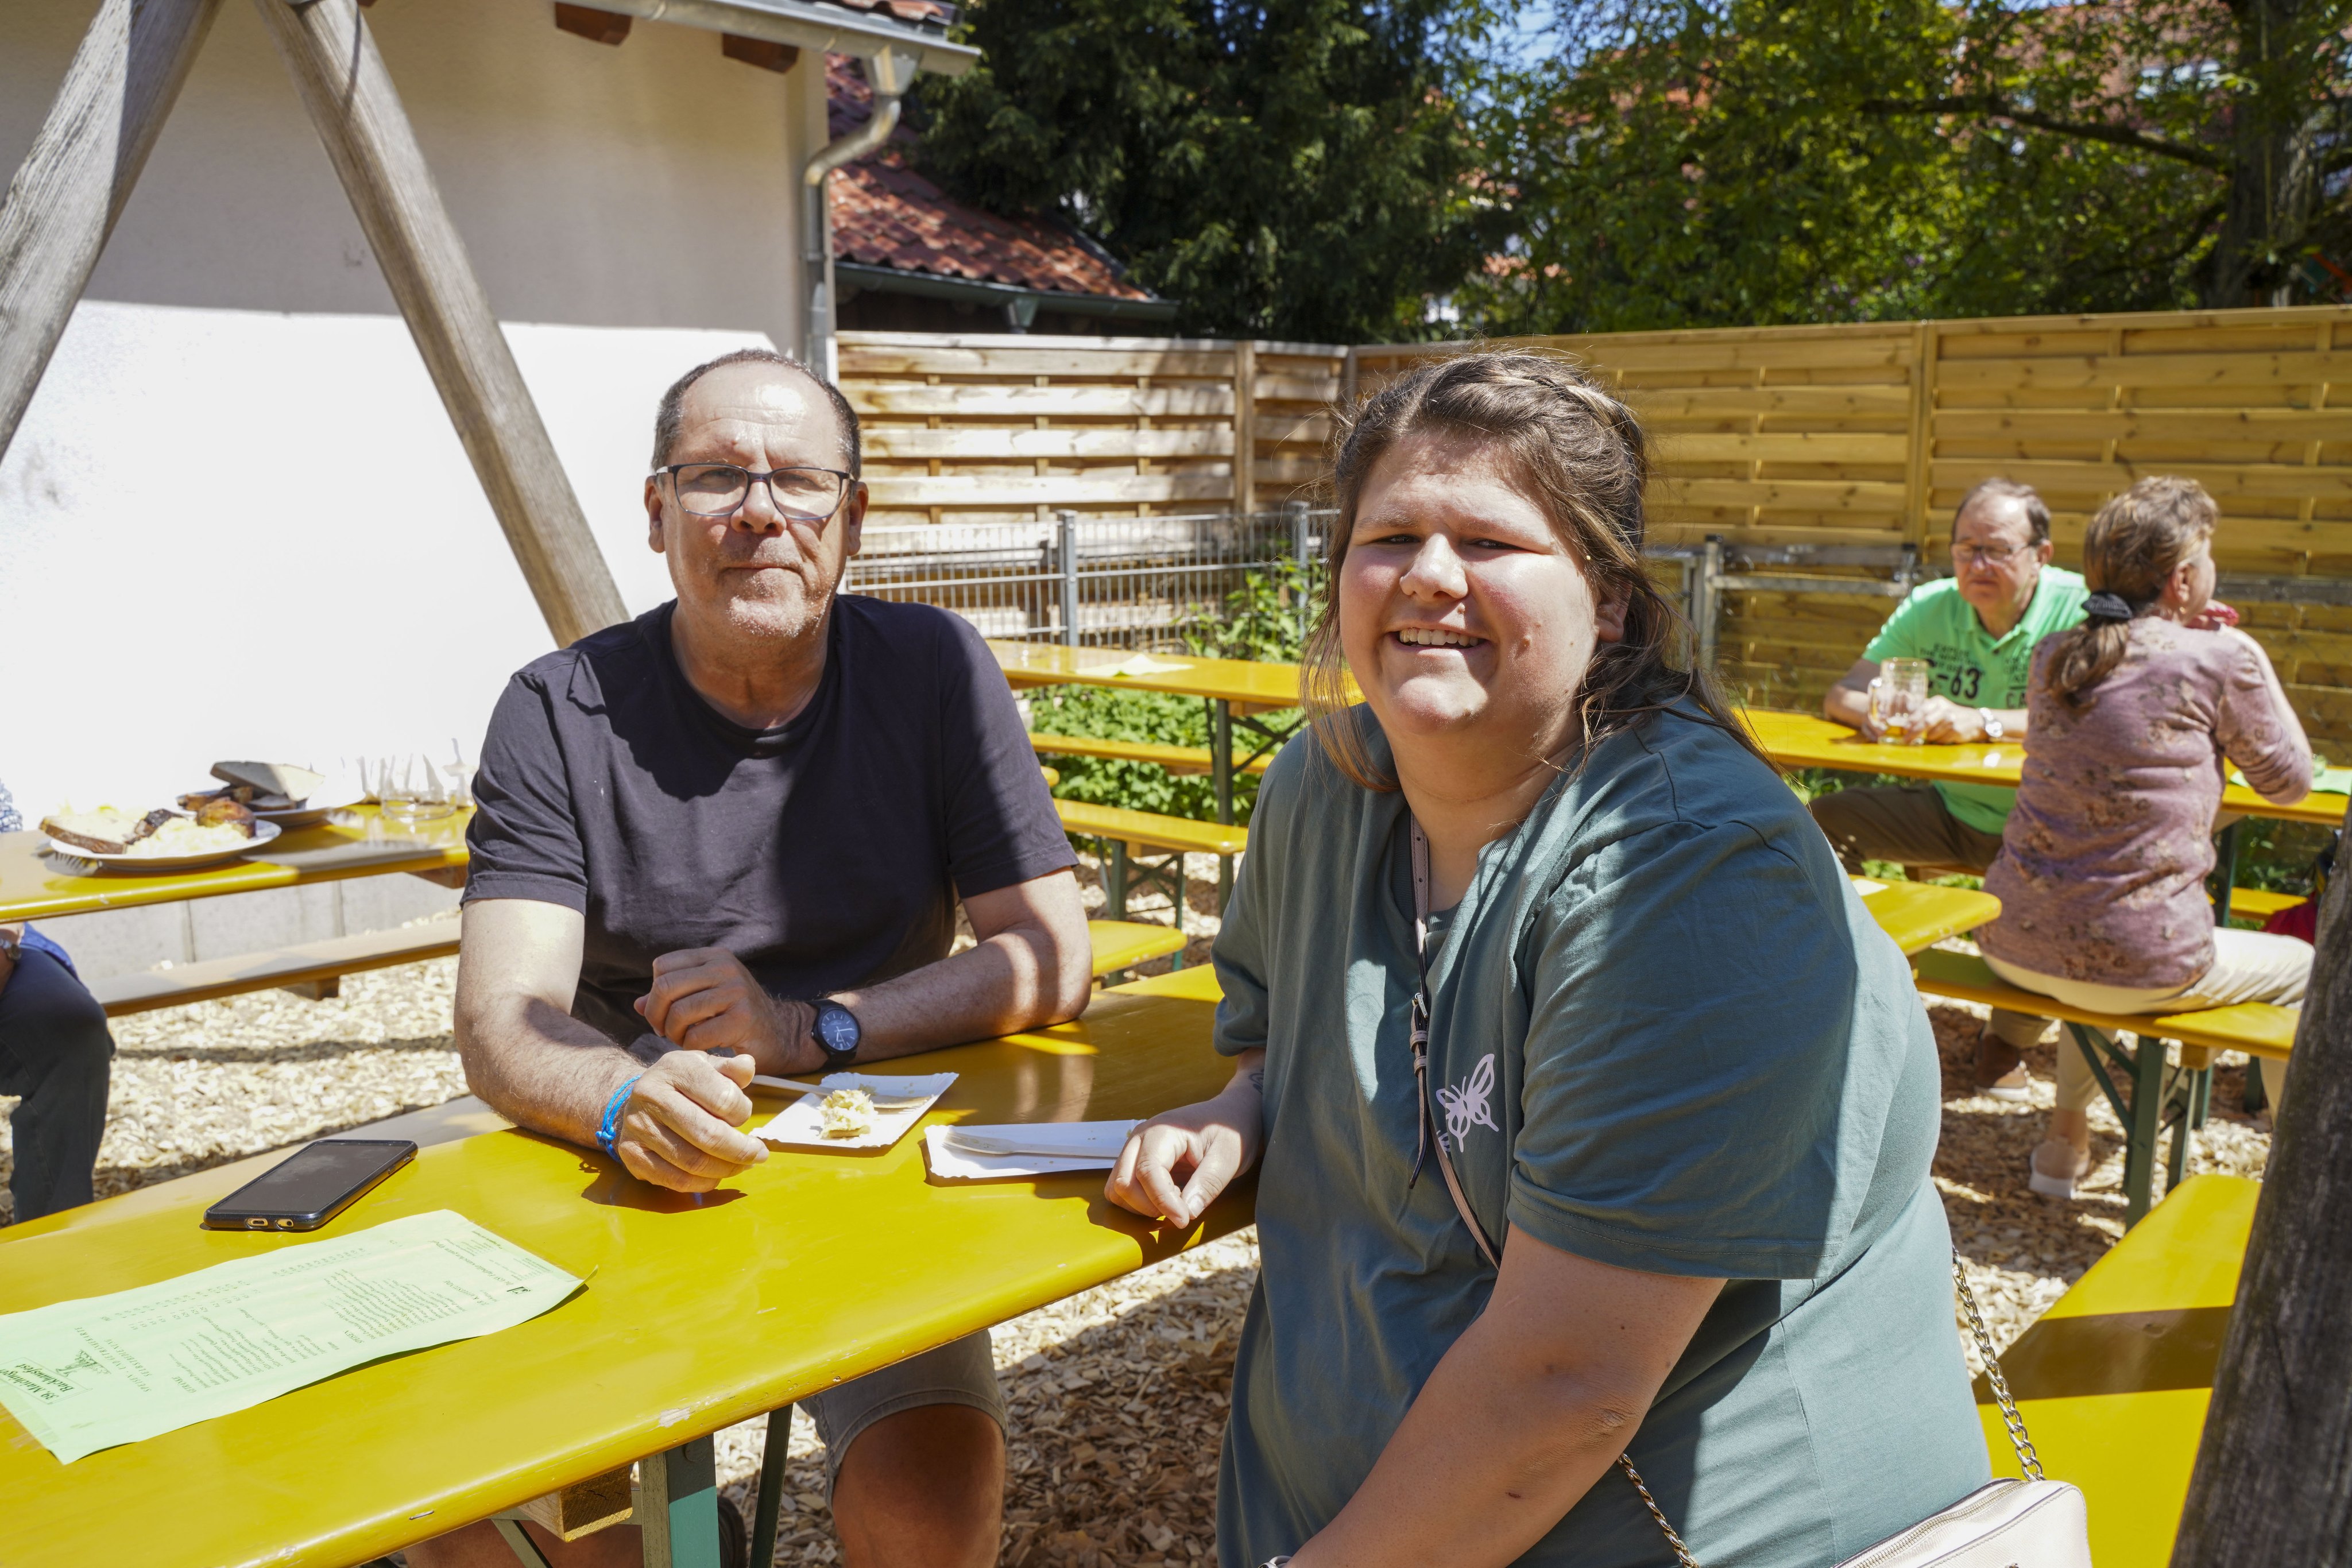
[{"x1": 1868, "y1": 658, "x2": 1932, "y2": 745}]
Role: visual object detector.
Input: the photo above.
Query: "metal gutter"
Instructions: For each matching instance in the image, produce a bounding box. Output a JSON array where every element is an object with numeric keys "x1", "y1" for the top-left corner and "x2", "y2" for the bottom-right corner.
[
  {"x1": 591, "y1": 0, "x2": 979, "y2": 76},
  {"x1": 835, "y1": 262, "x2": 1179, "y2": 329}
]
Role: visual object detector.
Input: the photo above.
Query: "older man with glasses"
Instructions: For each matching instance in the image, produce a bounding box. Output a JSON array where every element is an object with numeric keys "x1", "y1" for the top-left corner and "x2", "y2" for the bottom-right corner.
[
  {"x1": 418, "y1": 349, "x2": 1092, "y2": 1568},
  {"x1": 1812, "y1": 478, "x2": 2087, "y2": 1099}
]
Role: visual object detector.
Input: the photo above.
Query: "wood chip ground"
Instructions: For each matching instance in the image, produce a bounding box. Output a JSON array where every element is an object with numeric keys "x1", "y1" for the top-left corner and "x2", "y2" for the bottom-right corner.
[{"x1": 0, "y1": 892, "x2": 2275, "y2": 1565}]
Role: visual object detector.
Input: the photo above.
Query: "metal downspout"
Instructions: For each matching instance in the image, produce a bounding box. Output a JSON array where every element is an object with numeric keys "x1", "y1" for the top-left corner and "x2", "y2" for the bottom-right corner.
[{"x1": 803, "y1": 47, "x2": 917, "y2": 380}]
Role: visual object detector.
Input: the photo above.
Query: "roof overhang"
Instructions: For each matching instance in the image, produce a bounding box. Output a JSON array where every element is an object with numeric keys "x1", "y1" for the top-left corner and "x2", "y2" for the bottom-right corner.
[
  {"x1": 595, "y1": 0, "x2": 980, "y2": 75},
  {"x1": 835, "y1": 262, "x2": 1179, "y2": 323}
]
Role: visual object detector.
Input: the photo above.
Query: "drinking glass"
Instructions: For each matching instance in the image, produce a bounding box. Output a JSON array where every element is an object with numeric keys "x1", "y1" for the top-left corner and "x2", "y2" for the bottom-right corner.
[
  {"x1": 1867, "y1": 657, "x2": 1932, "y2": 745},
  {"x1": 376, "y1": 754, "x2": 455, "y2": 821}
]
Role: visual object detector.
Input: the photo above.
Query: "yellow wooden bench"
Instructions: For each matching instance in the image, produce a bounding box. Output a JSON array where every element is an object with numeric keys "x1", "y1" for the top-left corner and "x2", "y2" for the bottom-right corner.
[
  {"x1": 1978, "y1": 1172, "x2": 2253, "y2": 1566},
  {"x1": 1053, "y1": 798, "x2": 1248, "y2": 926},
  {"x1": 1085, "y1": 919, "x2": 1186, "y2": 980},
  {"x1": 1912, "y1": 947, "x2": 2293, "y2": 1224},
  {"x1": 1029, "y1": 732, "x2": 1274, "y2": 778},
  {"x1": 85, "y1": 921, "x2": 463, "y2": 1016}
]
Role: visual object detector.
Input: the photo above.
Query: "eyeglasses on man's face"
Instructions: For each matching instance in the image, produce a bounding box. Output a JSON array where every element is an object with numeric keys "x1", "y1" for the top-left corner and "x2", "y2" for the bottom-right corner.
[
  {"x1": 1953, "y1": 539, "x2": 2032, "y2": 569},
  {"x1": 655, "y1": 463, "x2": 852, "y2": 522}
]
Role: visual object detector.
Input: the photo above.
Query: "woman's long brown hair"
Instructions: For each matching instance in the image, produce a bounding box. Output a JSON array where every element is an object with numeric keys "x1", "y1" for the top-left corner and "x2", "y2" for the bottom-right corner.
[
  {"x1": 2042, "y1": 476, "x2": 2217, "y2": 712},
  {"x1": 1301, "y1": 349, "x2": 1764, "y2": 789}
]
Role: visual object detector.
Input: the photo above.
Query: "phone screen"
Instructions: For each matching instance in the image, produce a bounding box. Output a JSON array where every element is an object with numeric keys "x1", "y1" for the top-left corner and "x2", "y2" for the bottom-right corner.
[{"x1": 203, "y1": 1140, "x2": 415, "y2": 1230}]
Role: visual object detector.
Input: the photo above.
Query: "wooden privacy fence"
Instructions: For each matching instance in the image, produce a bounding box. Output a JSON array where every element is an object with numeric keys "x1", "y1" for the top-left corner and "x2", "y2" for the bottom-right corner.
[
  {"x1": 838, "y1": 332, "x2": 1343, "y2": 525},
  {"x1": 838, "y1": 306, "x2": 2352, "y2": 756}
]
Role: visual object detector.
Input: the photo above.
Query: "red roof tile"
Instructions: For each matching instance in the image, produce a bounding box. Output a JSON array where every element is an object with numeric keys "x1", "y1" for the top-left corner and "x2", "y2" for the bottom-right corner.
[
  {"x1": 808, "y1": 0, "x2": 957, "y2": 32},
  {"x1": 826, "y1": 56, "x2": 1153, "y2": 301}
]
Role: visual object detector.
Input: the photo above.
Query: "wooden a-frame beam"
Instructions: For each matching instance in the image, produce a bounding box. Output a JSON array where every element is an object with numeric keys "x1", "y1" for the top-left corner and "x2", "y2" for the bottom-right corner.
[
  {"x1": 250, "y1": 0, "x2": 627, "y2": 648},
  {"x1": 0, "y1": 0, "x2": 224, "y2": 462}
]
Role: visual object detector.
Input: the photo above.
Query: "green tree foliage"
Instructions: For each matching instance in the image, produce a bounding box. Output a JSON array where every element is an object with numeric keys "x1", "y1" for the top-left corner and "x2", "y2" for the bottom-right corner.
[
  {"x1": 1462, "y1": 1, "x2": 2352, "y2": 335},
  {"x1": 914, "y1": 0, "x2": 1496, "y2": 340}
]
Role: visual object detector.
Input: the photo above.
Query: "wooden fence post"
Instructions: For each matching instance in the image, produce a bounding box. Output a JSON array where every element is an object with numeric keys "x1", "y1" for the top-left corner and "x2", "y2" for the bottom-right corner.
[
  {"x1": 0, "y1": 0, "x2": 223, "y2": 462},
  {"x1": 249, "y1": 0, "x2": 627, "y2": 648},
  {"x1": 1232, "y1": 339, "x2": 1256, "y2": 515},
  {"x1": 1902, "y1": 320, "x2": 1936, "y2": 549},
  {"x1": 2168, "y1": 836, "x2": 2352, "y2": 1563}
]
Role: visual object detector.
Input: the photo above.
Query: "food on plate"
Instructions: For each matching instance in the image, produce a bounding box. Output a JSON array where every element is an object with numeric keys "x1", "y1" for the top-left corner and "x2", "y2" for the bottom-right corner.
[
  {"x1": 189, "y1": 796, "x2": 258, "y2": 830},
  {"x1": 817, "y1": 1087, "x2": 880, "y2": 1139},
  {"x1": 212, "y1": 760, "x2": 326, "y2": 803},
  {"x1": 42, "y1": 804, "x2": 257, "y2": 857},
  {"x1": 180, "y1": 784, "x2": 297, "y2": 813}
]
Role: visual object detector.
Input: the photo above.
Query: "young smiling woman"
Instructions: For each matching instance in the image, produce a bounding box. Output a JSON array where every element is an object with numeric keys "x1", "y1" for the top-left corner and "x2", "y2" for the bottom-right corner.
[{"x1": 1105, "y1": 352, "x2": 1987, "y2": 1568}]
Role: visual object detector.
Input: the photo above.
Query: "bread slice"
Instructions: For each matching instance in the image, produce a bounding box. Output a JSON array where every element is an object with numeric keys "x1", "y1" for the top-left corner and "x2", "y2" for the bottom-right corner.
[{"x1": 42, "y1": 807, "x2": 173, "y2": 855}]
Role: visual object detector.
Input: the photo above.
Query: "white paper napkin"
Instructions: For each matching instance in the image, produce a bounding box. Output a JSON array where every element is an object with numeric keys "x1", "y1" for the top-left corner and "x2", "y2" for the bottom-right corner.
[{"x1": 922, "y1": 1121, "x2": 1139, "y2": 1180}]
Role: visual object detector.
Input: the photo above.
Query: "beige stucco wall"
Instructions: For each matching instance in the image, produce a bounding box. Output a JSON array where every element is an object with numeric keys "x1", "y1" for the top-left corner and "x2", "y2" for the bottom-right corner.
[{"x1": 0, "y1": 0, "x2": 837, "y2": 815}]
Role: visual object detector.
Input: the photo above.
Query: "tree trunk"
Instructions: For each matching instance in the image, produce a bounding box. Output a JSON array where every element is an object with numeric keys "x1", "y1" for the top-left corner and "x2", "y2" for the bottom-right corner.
[
  {"x1": 0, "y1": 0, "x2": 223, "y2": 462},
  {"x1": 2169, "y1": 830, "x2": 2352, "y2": 1561},
  {"x1": 2200, "y1": 0, "x2": 2330, "y2": 307}
]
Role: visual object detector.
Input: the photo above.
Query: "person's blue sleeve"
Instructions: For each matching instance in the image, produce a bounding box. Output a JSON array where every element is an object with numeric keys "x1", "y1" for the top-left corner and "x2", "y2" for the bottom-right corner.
[
  {"x1": 1507, "y1": 818, "x2": 1917, "y2": 1279},
  {"x1": 1861, "y1": 587, "x2": 1933, "y2": 663},
  {"x1": 934, "y1": 614, "x2": 1077, "y2": 899},
  {"x1": 462, "y1": 673, "x2": 589, "y2": 912}
]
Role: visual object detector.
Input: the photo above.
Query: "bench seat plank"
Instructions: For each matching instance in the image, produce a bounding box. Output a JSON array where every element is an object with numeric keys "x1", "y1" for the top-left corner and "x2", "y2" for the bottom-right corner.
[
  {"x1": 1978, "y1": 1173, "x2": 2254, "y2": 1567},
  {"x1": 1028, "y1": 733, "x2": 1271, "y2": 777},
  {"x1": 1910, "y1": 948, "x2": 2295, "y2": 1060},
  {"x1": 1086, "y1": 920, "x2": 1186, "y2": 975},
  {"x1": 1053, "y1": 799, "x2": 1250, "y2": 858},
  {"x1": 87, "y1": 922, "x2": 463, "y2": 1018}
]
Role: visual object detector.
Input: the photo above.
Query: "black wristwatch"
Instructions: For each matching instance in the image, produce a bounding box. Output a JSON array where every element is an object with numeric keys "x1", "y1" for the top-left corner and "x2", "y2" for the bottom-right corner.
[{"x1": 808, "y1": 998, "x2": 862, "y2": 1072}]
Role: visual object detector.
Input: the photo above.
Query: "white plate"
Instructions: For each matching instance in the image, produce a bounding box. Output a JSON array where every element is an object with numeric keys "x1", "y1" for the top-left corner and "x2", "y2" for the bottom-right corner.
[
  {"x1": 754, "y1": 1072, "x2": 957, "y2": 1151},
  {"x1": 47, "y1": 819, "x2": 283, "y2": 873},
  {"x1": 251, "y1": 796, "x2": 365, "y2": 830}
]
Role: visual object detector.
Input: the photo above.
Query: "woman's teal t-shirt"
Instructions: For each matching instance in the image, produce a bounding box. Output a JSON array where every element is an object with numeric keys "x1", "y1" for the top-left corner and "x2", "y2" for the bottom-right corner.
[{"x1": 1212, "y1": 706, "x2": 1987, "y2": 1568}]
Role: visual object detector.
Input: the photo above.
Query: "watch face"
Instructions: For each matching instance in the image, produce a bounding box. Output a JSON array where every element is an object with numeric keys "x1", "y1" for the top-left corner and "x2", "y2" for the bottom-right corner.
[{"x1": 815, "y1": 1004, "x2": 860, "y2": 1053}]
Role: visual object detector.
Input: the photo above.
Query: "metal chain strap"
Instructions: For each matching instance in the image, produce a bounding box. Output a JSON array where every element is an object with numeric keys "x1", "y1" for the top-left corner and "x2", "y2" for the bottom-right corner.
[
  {"x1": 1615, "y1": 1455, "x2": 1703, "y2": 1568},
  {"x1": 1952, "y1": 1250, "x2": 2045, "y2": 1482}
]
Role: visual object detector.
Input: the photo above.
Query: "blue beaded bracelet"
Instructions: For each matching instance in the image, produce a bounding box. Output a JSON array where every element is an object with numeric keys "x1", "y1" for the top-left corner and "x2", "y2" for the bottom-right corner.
[{"x1": 597, "y1": 1073, "x2": 644, "y2": 1162}]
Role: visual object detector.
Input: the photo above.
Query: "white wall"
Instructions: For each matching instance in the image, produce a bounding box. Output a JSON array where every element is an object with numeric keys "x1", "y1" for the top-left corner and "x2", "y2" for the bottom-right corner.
[{"x1": 0, "y1": 0, "x2": 834, "y2": 818}]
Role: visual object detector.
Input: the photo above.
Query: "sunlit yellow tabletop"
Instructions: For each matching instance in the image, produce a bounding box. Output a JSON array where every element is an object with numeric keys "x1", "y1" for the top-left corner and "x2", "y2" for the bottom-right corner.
[
  {"x1": 0, "y1": 806, "x2": 474, "y2": 924},
  {"x1": 989, "y1": 640, "x2": 1311, "y2": 714},
  {"x1": 1740, "y1": 707, "x2": 2347, "y2": 828},
  {"x1": 1978, "y1": 1172, "x2": 2254, "y2": 1567},
  {"x1": 0, "y1": 990, "x2": 1246, "y2": 1568}
]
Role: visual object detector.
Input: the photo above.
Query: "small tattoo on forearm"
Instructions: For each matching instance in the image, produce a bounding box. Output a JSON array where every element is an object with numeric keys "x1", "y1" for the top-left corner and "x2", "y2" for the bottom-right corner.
[{"x1": 1247, "y1": 1069, "x2": 1264, "y2": 1093}]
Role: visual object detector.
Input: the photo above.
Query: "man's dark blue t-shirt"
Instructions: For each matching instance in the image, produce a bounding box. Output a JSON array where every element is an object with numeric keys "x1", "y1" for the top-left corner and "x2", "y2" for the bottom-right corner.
[{"x1": 462, "y1": 597, "x2": 1075, "y2": 1052}]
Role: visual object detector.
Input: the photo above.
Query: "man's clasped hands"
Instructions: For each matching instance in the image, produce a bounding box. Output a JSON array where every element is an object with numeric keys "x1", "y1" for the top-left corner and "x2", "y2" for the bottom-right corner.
[{"x1": 608, "y1": 948, "x2": 818, "y2": 1191}]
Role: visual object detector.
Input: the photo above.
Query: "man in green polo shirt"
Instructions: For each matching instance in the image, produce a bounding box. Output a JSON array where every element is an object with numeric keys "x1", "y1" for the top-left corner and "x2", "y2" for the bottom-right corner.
[{"x1": 1812, "y1": 478, "x2": 2086, "y2": 1096}]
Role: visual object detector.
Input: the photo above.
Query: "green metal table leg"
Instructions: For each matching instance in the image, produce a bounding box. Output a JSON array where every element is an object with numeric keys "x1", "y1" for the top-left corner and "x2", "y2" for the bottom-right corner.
[
  {"x1": 2122, "y1": 1031, "x2": 2168, "y2": 1228},
  {"x1": 641, "y1": 1435, "x2": 723, "y2": 1568},
  {"x1": 1107, "y1": 840, "x2": 1129, "y2": 922},
  {"x1": 750, "y1": 1407, "x2": 791, "y2": 1568},
  {"x1": 2244, "y1": 1056, "x2": 2269, "y2": 1115},
  {"x1": 494, "y1": 1517, "x2": 555, "y2": 1568}
]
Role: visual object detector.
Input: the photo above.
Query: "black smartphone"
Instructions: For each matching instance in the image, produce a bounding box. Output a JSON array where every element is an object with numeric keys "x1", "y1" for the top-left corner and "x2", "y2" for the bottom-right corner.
[{"x1": 200, "y1": 1139, "x2": 417, "y2": 1232}]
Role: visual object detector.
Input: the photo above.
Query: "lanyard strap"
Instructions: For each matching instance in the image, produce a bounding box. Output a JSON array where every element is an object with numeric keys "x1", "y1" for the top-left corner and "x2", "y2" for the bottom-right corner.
[{"x1": 1407, "y1": 818, "x2": 1500, "y2": 1270}]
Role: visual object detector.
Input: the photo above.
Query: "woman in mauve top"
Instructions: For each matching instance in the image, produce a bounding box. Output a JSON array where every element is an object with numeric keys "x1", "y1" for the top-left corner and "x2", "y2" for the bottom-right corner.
[{"x1": 1981, "y1": 475, "x2": 2313, "y2": 1199}]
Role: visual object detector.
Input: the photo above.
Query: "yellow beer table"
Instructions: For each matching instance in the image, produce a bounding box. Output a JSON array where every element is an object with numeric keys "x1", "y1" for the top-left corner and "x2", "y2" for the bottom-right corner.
[
  {"x1": 1978, "y1": 1172, "x2": 2255, "y2": 1567},
  {"x1": 989, "y1": 644, "x2": 1321, "y2": 903},
  {"x1": 0, "y1": 989, "x2": 1247, "y2": 1568},
  {"x1": 0, "y1": 807, "x2": 474, "y2": 924}
]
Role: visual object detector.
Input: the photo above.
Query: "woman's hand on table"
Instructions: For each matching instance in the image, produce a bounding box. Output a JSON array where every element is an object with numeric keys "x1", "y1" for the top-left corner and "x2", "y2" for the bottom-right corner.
[
  {"x1": 1106, "y1": 1052, "x2": 1266, "y2": 1229},
  {"x1": 613, "y1": 1050, "x2": 768, "y2": 1192}
]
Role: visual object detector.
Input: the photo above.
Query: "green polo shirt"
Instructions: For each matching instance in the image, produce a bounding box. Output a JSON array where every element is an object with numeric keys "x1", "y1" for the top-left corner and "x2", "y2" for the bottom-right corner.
[{"x1": 1863, "y1": 567, "x2": 2087, "y2": 835}]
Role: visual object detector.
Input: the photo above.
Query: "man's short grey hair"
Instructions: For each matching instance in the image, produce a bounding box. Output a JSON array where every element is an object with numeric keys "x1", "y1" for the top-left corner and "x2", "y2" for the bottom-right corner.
[
  {"x1": 649, "y1": 347, "x2": 862, "y2": 477},
  {"x1": 1955, "y1": 477, "x2": 2051, "y2": 545}
]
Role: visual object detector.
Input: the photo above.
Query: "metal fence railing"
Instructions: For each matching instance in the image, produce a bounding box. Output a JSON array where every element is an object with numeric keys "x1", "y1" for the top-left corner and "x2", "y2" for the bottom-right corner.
[{"x1": 846, "y1": 504, "x2": 1334, "y2": 651}]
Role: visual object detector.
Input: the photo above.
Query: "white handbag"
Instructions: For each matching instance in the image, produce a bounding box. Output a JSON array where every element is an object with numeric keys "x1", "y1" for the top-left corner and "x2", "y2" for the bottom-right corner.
[{"x1": 1404, "y1": 821, "x2": 2093, "y2": 1568}]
